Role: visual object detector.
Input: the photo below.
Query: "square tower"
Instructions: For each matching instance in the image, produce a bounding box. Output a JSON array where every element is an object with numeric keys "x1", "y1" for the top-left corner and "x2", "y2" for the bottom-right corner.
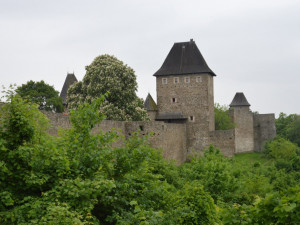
[{"x1": 153, "y1": 39, "x2": 216, "y2": 152}]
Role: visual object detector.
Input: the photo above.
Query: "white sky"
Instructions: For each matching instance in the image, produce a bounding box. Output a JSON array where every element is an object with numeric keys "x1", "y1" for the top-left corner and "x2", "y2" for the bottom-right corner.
[{"x1": 1, "y1": 0, "x2": 300, "y2": 116}]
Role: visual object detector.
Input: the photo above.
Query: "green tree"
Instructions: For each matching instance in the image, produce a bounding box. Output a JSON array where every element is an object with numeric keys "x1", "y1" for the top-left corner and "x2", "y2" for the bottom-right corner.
[
  {"x1": 215, "y1": 103, "x2": 235, "y2": 130},
  {"x1": 276, "y1": 112, "x2": 300, "y2": 146},
  {"x1": 67, "y1": 54, "x2": 148, "y2": 121},
  {"x1": 180, "y1": 145, "x2": 239, "y2": 203},
  {"x1": 16, "y1": 80, "x2": 64, "y2": 113},
  {"x1": 264, "y1": 137, "x2": 300, "y2": 172},
  {"x1": 286, "y1": 117, "x2": 300, "y2": 147}
]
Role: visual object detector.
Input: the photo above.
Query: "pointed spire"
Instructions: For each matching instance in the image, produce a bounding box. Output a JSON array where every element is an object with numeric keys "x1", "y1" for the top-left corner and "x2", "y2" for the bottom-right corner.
[
  {"x1": 60, "y1": 73, "x2": 78, "y2": 104},
  {"x1": 153, "y1": 39, "x2": 216, "y2": 76},
  {"x1": 230, "y1": 92, "x2": 251, "y2": 107},
  {"x1": 144, "y1": 93, "x2": 157, "y2": 111}
]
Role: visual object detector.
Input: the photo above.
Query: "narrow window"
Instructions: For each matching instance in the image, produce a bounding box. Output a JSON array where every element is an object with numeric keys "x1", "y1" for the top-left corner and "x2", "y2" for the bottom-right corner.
[
  {"x1": 162, "y1": 78, "x2": 167, "y2": 84},
  {"x1": 196, "y1": 77, "x2": 202, "y2": 82},
  {"x1": 190, "y1": 116, "x2": 194, "y2": 122},
  {"x1": 185, "y1": 77, "x2": 190, "y2": 83},
  {"x1": 139, "y1": 125, "x2": 144, "y2": 131},
  {"x1": 172, "y1": 98, "x2": 177, "y2": 103},
  {"x1": 174, "y1": 77, "x2": 179, "y2": 84}
]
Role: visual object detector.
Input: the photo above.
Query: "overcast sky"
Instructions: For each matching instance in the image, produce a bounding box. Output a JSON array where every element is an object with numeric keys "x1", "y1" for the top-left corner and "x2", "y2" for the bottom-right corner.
[{"x1": 1, "y1": 0, "x2": 300, "y2": 116}]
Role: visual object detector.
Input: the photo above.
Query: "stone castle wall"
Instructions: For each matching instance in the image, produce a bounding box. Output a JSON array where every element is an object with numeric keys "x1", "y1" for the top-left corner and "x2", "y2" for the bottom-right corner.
[
  {"x1": 253, "y1": 113, "x2": 276, "y2": 152},
  {"x1": 42, "y1": 109, "x2": 275, "y2": 163},
  {"x1": 124, "y1": 121, "x2": 187, "y2": 164},
  {"x1": 209, "y1": 129, "x2": 235, "y2": 157},
  {"x1": 42, "y1": 111, "x2": 187, "y2": 164},
  {"x1": 230, "y1": 107, "x2": 254, "y2": 153}
]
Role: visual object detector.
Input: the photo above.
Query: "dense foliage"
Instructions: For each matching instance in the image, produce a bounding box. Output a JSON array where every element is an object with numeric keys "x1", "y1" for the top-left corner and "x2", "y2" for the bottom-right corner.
[
  {"x1": 0, "y1": 95, "x2": 299, "y2": 224},
  {"x1": 16, "y1": 80, "x2": 64, "y2": 113},
  {"x1": 276, "y1": 112, "x2": 300, "y2": 146},
  {"x1": 67, "y1": 54, "x2": 148, "y2": 121},
  {"x1": 214, "y1": 103, "x2": 235, "y2": 130}
]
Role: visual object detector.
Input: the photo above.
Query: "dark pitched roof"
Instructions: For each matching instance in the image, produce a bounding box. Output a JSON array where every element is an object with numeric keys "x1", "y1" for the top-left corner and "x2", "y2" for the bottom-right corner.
[
  {"x1": 230, "y1": 92, "x2": 251, "y2": 107},
  {"x1": 144, "y1": 93, "x2": 157, "y2": 111},
  {"x1": 60, "y1": 73, "x2": 78, "y2": 104},
  {"x1": 154, "y1": 39, "x2": 216, "y2": 76},
  {"x1": 156, "y1": 112, "x2": 187, "y2": 120}
]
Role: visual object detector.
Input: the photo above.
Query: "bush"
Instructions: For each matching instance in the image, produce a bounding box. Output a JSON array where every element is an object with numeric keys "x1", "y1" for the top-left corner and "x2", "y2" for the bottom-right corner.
[{"x1": 215, "y1": 103, "x2": 235, "y2": 130}]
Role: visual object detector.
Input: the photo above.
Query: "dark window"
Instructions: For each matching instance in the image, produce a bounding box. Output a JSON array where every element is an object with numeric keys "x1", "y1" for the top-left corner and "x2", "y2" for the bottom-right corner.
[{"x1": 139, "y1": 125, "x2": 144, "y2": 131}]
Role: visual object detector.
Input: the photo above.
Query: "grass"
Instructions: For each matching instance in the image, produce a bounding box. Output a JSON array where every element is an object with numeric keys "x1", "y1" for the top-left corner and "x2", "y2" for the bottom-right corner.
[{"x1": 232, "y1": 152, "x2": 274, "y2": 167}]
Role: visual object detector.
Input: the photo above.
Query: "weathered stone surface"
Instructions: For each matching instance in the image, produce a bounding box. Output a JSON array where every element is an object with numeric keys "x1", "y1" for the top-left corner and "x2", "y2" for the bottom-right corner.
[
  {"x1": 209, "y1": 129, "x2": 235, "y2": 157},
  {"x1": 43, "y1": 111, "x2": 187, "y2": 164},
  {"x1": 156, "y1": 73, "x2": 215, "y2": 153},
  {"x1": 253, "y1": 114, "x2": 276, "y2": 152},
  {"x1": 229, "y1": 106, "x2": 254, "y2": 153}
]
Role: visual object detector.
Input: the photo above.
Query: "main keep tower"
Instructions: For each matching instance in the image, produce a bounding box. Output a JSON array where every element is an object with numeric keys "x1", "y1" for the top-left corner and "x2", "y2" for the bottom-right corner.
[{"x1": 153, "y1": 39, "x2": 216, "y2": 152}]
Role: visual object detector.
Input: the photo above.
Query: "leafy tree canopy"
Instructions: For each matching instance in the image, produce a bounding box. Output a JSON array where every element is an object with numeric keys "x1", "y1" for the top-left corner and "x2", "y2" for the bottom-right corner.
[
  {"x1": 16, "y1": 80, "x2": 63, "y2": 113},
  {"x1": 276, "y1": 112, "x2": 300, "y2": 146},
  {"x1": 67, "y1": 54, "x2": 149, "y2": 121},
  {"x1": 215, "y1": 103, "x2": 235, "y2": 130}
]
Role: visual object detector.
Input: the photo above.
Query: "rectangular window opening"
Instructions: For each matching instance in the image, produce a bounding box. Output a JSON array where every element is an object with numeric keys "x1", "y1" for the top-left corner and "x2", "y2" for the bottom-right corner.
[
  {"x1": 185, "y1": 77, "x2": 190, "y2": 83},
  {"x1": 197, "y1": 77, "x2": 202, "y2": 82},
  {"x1": 174, "y1": 77, "x2": 179, "y2": 84},
  {"x1": 139, "y1": 125, "x2": 144, "y2": 131},
  {"x1": 162, "y1": 78, "x2": 167, "y2": 84}
]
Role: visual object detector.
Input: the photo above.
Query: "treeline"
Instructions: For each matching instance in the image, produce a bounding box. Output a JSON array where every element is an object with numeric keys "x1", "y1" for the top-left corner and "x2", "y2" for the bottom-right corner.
[{"x1": 0, "y1": 94, "x2": 299, "y2": 224}]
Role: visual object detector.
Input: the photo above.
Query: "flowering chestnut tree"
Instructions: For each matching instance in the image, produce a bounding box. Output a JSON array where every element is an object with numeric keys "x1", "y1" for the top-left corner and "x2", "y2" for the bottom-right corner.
[{"x1": 67, "y1": 54, "x2": 148, "y2": 121}]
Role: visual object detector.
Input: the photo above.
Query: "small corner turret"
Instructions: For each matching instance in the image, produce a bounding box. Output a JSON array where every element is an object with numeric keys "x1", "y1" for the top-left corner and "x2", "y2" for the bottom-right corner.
[
  {"x1": 60, "y1": 73, "x2": 78, "y2": 106},
  {"x1": 230, "y1": 92, "x2": 250, "y2": 107},
  {"x1": 144, "y1": 93, "x2": 158, "y2": 121}
]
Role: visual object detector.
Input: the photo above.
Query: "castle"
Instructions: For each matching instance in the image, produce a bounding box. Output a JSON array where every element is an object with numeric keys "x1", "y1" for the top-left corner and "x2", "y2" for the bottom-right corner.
[{"x1": 45, "y1": 39, "x2": 276, "y2": 163}]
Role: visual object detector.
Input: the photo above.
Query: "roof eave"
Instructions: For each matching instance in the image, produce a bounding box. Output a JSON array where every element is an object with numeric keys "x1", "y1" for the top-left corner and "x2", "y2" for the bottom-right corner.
[{"x1": 153, "y1": 71, "x2": 216, "y2": 77}]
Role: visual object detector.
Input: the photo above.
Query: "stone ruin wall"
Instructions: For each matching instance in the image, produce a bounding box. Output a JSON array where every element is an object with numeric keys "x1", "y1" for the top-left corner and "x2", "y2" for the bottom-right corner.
[
  {"x1": 42, "y1": 110, "x2": 276, "y2": 163},
  {"x1": 253, "y1": 113, "x2": 276, "y2": 152},
  {"x1": 42, "y1": 111, "x2": 187, "y2": 164},
  {"x1": 209, "y1": 129, "x2": 235, "y2": 157},
  {"x1": 229, "y1": 107, "x2": 255, "y2": 153},
  {"x1": 124, "y1": 121, "x2": 187, "y2": 164}
]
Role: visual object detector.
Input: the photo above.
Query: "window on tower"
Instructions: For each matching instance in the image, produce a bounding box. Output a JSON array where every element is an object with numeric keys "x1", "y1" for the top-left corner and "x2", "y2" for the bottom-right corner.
[
  {"x1": 190, "y1": 116, "x2": 195, "y2": 122},
  {"x1": 162, "y1": 78, "x2": 167, "y2": 84},
  {"x1": 196, "y1": 77, "x2": 202, "y2": 82},
  {"x1": 172, "y1": 97, "x2": 177, "y2": 103},
  {"x1": 174, "y1": 77, "x2": 179, "y2": 84},
  {"x1": 185, "y1": 77, "x2": 190, "y2": 83}
]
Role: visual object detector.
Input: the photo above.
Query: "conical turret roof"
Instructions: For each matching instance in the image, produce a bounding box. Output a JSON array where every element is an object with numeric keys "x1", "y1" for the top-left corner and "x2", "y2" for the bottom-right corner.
[
  {"x1": 144, "y1": 93, "x2": 157, "y2": 111},
  {"x1": 60, "y1": 73, "x2": 78, "y2": 104},
  {"x1": 153, "y1": 39, "x2": 216, "y2": 76},
  {"x1": 230, "y1": 92, "x2": 251, "y2": 107}
]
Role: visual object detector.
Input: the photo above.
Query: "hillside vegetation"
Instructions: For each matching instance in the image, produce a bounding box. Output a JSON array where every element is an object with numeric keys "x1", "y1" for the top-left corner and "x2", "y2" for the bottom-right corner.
[{"x1": 0, "y1": 94, "x2": 299, "y2": 224}]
